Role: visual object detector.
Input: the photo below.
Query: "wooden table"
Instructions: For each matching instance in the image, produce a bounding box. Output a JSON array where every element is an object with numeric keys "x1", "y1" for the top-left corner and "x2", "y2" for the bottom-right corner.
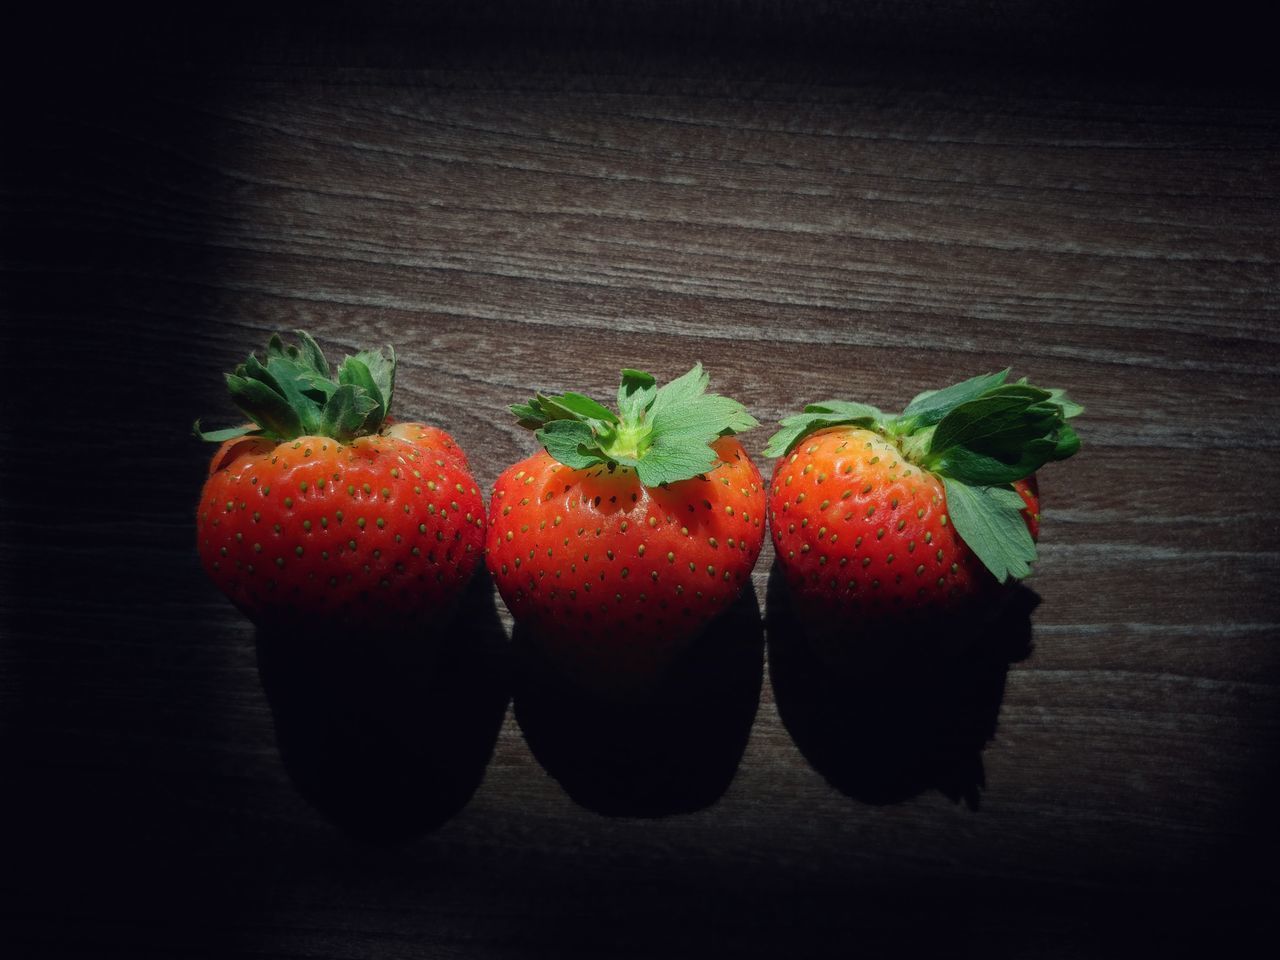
[{"x1": 5, "y1": 10, "x2": 1278, "y2": 956}]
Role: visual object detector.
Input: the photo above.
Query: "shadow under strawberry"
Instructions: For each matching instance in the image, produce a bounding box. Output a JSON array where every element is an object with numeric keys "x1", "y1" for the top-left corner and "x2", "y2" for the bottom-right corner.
[
  {"x1": 766, "y1": 564, "x2": 1036, "y2": 809},
  {"x1": 512, "y1": 585, "x2": 764, "y2": 818},
  {"x1": 254, "y1": 570, "x2": 511, "y2": 844}
]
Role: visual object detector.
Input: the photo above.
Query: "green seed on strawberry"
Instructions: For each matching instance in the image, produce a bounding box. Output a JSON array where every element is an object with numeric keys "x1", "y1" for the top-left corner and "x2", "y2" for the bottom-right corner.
[
  {"x1": 765, "y1": 370, "x2": 1081, "y2": 652},
  {"x1": 486, "y1": 364, "x2": 766, "y2": 695},
  {"x1": 195, "y1": 331, "x2": 484, "y2": 632}
]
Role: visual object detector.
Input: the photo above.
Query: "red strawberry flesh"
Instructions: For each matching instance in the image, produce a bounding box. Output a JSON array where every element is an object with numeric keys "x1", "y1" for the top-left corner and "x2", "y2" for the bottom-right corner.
[
  {"x1": 198, "y1": 425, "x2": 484, "y2": 631},
  {"x1": 487, "y1": 438, "x2": 764, "y2": 688}
]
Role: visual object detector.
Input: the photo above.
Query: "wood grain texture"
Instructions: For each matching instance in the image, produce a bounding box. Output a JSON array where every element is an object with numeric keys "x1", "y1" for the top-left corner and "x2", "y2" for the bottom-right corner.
[{"x1": 3, "y1": 22, "x2": 1279, "y2": 958}]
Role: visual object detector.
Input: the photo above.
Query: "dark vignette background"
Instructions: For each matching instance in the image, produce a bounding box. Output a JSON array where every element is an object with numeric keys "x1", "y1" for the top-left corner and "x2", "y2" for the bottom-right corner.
[{"x1": 3, "y1": 3, "x2": 1278, "y2": 957}]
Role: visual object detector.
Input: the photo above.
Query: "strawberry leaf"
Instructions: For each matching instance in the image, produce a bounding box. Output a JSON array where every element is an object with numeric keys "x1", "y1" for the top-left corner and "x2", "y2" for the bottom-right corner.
[
  {"x1": 635, "y1": 440, "x2": 720, "y2": 487},
  {"x1": 351, "y1": 345, "x2": 396, "y2": 420},
  {"x1": 932, "y1": 438, "x2": 1062, "y2": 486},
  {"x1": 942, "y1": 478, "x2": 1037, "y2": 583},
  {"x1": 923, "y1": 383, "x2": 1081, "y2": 492},
  {"x1": 226, "y1": 373, "x2": 305, "y2": 439},
  {"x1": 264, "y1": 356, "x2": 324, "y2": 434},
  {"x1": 538, "y1": 419, "x2": 610, "y2": 470},
  {"x1": 294, "y1": 330, "x2": 330, "y2": 378},
  {"x1": 321, "y1": 384, "x2": 380, "y2": 440},
  {"x1": 338, "y1": 356, "x2": 383, "y2": 422},
  {"x1": 295, "y1": 370, "x2": 338, "y2": 401},
  {"x1": 763, "y1": 400, "x2": 885, "y2": 457},
  {"x1": 513, "y1": 364, "x2": 755, "y2": 486},
  {"x1": 513, "y1": 392, "x2": 619, "y2": 429},
  {"x1": 899, "y1": 369, "x2": 1010, "y2": 429},
  {"x1": 618, "y1": 369, "x2": 657, "y2": 423},
  {"x1": 559, "y1": 392, "x2": 619, "y2": 424},
  {"x1": 510, "y1": 401, "x2": 544, "y2": 429},
  {"x1": 1052, "y1": 422, "x2": 1082, "y2": 459},
  {"x1": 929, "y1": 385, "x2": 1054, "y2": 456},
  {"x1": 200, "y1": 331, "x2": 396, "y2": 444},
  {"x1": 542, "y1": 394, "x2": 614, "y2": 425},
  {"x1": 1046, "y1": 386, "x2": 1085, "y2": 420},
  {"x1": 193, "y1": 420, "x2": 259, "y2": 442}
]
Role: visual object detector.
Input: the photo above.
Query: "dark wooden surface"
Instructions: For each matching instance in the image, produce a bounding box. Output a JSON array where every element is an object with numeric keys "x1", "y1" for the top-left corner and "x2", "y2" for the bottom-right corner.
[{"x1": 4, "y1": 8, "x2": 1279, "y2": 957}]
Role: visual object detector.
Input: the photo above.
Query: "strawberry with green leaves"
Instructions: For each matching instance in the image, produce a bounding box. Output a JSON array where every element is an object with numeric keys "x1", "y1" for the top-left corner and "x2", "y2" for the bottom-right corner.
[
  {"x1": 486, "y1": 365, "x2": 765, "y2": 693},
  {"x1": 196, "y1": 331, "x2": 485, "y2": 632},
  {"x1": 765, "y1": 370, "x2": 1081, "y2": 646}
]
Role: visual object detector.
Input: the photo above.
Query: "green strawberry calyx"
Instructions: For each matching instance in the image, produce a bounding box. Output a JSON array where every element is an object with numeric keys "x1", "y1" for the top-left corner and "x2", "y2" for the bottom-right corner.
[
  {"x1": 764, "y1": 370, "x2": 1083, "y2": 583},
  {"x1": 512, "y1": 364, "x2": 757, "y2": 487},
  {"x1": 194, "y1": 330, "x2": 396, "y2": 444}
]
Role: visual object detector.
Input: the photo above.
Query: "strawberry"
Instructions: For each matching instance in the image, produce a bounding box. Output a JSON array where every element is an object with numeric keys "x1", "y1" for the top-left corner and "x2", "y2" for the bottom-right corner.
[
  {"x1": 486, "y1": 365, "x2": 766, "y2": 694},
  {"x1": 195, "y1": 331, "x2": 485, "y2": 632},
  {"x1": 764, "y1": 370, "x2": 1081, "y2": 651}
]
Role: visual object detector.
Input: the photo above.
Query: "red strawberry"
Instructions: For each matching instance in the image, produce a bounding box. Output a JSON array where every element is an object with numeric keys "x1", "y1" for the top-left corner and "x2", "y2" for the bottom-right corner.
[
  {"x1": 195, "y1": 331, "x2": 484, "y2": 632},
  {"x1": 486, "y1": 365, "x2": 766, "y2": 695},
  {"x1": 765, "y1": 370, "x2": 1080, "y2": 653}
]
